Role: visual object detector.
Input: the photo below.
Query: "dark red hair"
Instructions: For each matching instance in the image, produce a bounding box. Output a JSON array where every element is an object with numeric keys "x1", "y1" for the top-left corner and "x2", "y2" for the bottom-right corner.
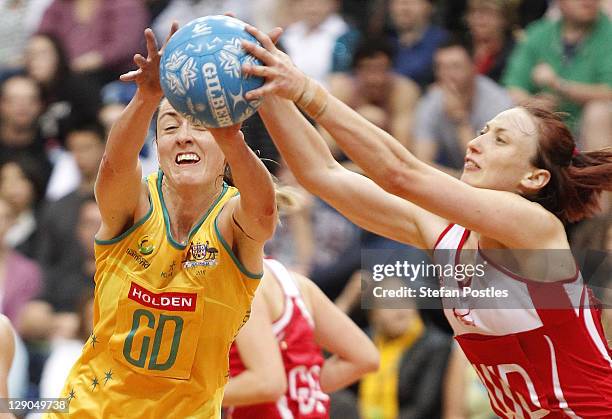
[{"x1": 524, "y1": 106, "x2": 612, "y2": 223}]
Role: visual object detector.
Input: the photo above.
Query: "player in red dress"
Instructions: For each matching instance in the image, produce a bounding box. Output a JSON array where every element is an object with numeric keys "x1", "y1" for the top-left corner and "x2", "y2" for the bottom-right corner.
[
  {"x1": 238, "y1": 24, "x2": 612, "y2": 418},
  {"x1": 224, "y1": 258, "x2": 378, "y2": 418}
]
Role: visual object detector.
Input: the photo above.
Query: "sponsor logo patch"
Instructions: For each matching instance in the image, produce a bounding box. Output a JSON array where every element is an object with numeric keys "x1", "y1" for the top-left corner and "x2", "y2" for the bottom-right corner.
[
  {"x1": 128, "y1": 282, "x2": 197, "y2": 312},
  {"x1": 182, "y1": 240, "x2": 219, "y2": 269}
]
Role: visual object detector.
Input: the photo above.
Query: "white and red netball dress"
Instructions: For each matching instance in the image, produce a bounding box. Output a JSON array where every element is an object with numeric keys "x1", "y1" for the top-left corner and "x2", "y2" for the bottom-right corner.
[
  {"x1": 434, "y1": 224, "x2": 612, "y2": 418},
  {"x1": 227, "y1": 259, "x2": 330, "y2": 419}
]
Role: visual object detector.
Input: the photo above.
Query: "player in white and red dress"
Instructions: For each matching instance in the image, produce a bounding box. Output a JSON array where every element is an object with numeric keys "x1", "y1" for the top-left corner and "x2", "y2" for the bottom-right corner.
[
  {"x1": 224, "y1": 259, "x2": 378, "y2": 418},
  {"x1": 237, "y1": 23, "x2": 612, "y2": 418},
  {"x1": 435, "y1": 224, "x2": 612, "y2": 418}
]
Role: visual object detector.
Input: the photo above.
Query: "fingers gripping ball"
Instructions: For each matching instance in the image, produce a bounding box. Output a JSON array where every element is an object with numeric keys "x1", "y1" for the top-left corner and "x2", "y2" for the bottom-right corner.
[{"x1": 160, "y1": 15, "x2": 264, "y2": 128}]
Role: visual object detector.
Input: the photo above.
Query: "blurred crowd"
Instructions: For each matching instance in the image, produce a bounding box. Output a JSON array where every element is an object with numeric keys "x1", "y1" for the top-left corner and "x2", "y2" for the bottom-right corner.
[{"x1": 0, "y1": 0, "x2": 610, "y2": 418}]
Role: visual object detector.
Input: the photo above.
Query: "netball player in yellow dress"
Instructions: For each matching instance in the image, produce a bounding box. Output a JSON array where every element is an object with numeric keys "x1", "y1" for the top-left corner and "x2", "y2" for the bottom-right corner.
[{"x1": 45, "y1": 24, "x2": 277, "y2": 419}]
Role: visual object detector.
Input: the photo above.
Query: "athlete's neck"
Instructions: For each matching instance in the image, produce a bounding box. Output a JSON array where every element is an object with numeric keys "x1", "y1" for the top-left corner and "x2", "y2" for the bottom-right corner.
[{"x1": 161, "y1": 176, "x2": 222, "y2": 243}]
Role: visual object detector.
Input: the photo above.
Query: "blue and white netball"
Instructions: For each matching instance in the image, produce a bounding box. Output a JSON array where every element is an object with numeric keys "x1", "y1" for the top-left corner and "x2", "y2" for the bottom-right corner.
[{"x1": 159, "y1": 15, "x2": 264, "y2": 128}]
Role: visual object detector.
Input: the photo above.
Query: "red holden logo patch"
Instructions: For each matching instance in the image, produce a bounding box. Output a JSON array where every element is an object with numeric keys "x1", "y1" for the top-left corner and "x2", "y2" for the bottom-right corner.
[{"x1": 128, "y1": 282, "x2": 197, "y2": 312}]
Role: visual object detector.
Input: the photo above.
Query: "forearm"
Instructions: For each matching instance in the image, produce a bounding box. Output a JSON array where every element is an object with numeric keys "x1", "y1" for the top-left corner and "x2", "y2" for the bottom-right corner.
[
  {"x1": 216, "y1": 134, "x2": 276, "y2": 223},
  {"x1": 105, "y1": 90, "x2": 158, "y2": 170},
  {"x1": 319, "y1": 355, "x2": 368, "y2": 393},
  {"x1": 258, "y1": 96, "x2": 337, "y2": 190},
  {"x1": 223, "y1": 371, "x2": 279, "y2": 406},
  {"x1": 314, "y1": 91, "x2": 422, "y2": 187},
  {"x1": 391, "y1": 115, "x2": 412, "y2": 150},
  {"x1": 554, "y1": 80, "x2": 612, "y2": 105}
]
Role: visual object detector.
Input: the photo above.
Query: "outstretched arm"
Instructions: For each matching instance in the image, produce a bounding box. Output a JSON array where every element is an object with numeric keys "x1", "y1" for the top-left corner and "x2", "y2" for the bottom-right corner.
[
  {"x1": 96, "y1": 24, "x2": 177, "y2": 240},
  {"x1": 242, "y1": 25, "x2": 563, "y2": 250},
  {"x1": 258, "y1": 96, "x2": 443, "y2": 248}
]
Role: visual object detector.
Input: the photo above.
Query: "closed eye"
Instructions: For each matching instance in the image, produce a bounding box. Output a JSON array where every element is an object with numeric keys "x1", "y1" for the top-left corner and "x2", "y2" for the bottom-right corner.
[{"x1": 495, "y1": 137, "x2": 506, "y2": 144}]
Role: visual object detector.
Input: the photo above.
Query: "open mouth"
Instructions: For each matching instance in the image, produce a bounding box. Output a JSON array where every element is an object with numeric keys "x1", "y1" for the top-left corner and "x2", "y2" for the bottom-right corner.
[
  {"x1": 175, "y1": 152, "x2": 201, "y2": 165},
  {"x1": 464, "y1": 157, "x2": 480, "y2": 170}
]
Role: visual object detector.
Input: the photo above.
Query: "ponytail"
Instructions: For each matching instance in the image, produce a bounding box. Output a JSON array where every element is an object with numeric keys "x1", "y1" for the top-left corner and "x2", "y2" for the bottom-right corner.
[
  {"x1": 563, "y1": 148, "x2": 612, "y2": 222},
  {"x1": 523, "y1": 105, "x2": 612, "y2": 223}
]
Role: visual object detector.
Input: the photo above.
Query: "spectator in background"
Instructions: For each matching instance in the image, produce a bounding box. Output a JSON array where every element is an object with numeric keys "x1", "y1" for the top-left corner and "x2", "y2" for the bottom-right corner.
[
  {"x1": 24, "y1": 33, "x2": 101, "y2": 142},
  {"x1": 0, "y1": 0, "x2": 54, "y2": 75},
  {"x1": 98, "y1": 81, "x2": 137, "y2": 136},
  {"x1": 465, "y1": 0, "x2": 518, "y2": 83},
  {"x1": 151, "y1": 0, "x2": 256, "y2": 40},
  {"x1": 388, "y1": 0, "x2": 448, "y2": 89},
  {"x1": 0, "y1": 0, "x2": 32, "y2": 73},
  {"x1": 46, "y1": 118, "x2": 109, "y2": 202},
  {"x1": 38, "y1": 0, "x2": 149, "y2": 85},
  {"x1": 359, "y1": 280, "x2": 452, "y2": 419},
  {"x1": 264, "y1": 166, "x2": 362, "y2": 299},
  {"x1": 0, "y1": 195, "x2": 41, "y2": 333},
  {"x1": 0, "y1": 75, "x2": 51, "y2": 177},
  {"x1": 38, "y1": 292, "x2": 94, "y2": 399},
  {"x1": 21, "y1": 198, "x2": 100, "y2": 345},
  {"x1": 442, "y1": 345, "x2": 497, "y2": 419},
  {"x1": 569, "y1": 210, "x2": 611, "y2": 340},
  {"x1": 329, "y1": 38, "x2": 420, "y2": 149},
  {"x1": 45, "y1": 198, "x2": 99, "y2": 339},
  {"x1": 502, "y1": 0, "x2": 612, "y2": 149},
  {"x1": 281, "y1": 0, "x2": 350, "y2": 85},
  {"x1": 38, "y1": 124, "x2": 104, "y2": 315},
  {"x1": 0, "y1": 193, "x2": 43, "y2": 400},
  {"x1": 0, "y1": 156, "x2": 47, "y2": 259},
  {"x1": 414, "y1": 40, "x2": 513, "y2": 172}
]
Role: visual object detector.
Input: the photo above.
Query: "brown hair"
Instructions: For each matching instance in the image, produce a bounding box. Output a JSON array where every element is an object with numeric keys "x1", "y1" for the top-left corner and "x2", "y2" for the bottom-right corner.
[{"x1": 524, "y1": 106, "x2": 612, "y2": 223}]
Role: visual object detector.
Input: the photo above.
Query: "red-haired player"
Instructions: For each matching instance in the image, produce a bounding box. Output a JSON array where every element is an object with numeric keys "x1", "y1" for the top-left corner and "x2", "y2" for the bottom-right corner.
[{"x1": 240, "y1": 23, "x2": 612, "y2": 418}]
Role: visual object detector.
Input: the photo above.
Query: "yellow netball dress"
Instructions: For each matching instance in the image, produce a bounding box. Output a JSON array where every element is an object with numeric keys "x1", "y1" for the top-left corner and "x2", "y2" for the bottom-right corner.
[{"x1": 46, "y1": 171, "x2": 261, "y2": 419}]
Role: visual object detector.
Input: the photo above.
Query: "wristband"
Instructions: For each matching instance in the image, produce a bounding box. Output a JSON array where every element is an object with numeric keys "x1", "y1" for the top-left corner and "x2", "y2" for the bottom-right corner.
[{"x1": 295, "y1": 78, "x2": 329, "y2": 119}]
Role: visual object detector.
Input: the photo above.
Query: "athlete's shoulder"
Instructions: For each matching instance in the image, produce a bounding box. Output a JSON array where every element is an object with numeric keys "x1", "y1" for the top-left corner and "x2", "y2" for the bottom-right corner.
[{"x1": 291, "y1": 272, "x2": 318, "y2": 313}]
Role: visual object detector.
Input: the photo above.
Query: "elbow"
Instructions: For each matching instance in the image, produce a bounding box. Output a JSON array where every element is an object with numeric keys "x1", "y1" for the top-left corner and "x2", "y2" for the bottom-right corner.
[
  {"x1": 293, "y1": 171, "x2": 324, "y2": 196},
  {"x1": 360, "y1": 344, "x2": 380, "y2": 375},
  {"x1": 257, "y1": 205, "x2": 278, "y2": 241}
]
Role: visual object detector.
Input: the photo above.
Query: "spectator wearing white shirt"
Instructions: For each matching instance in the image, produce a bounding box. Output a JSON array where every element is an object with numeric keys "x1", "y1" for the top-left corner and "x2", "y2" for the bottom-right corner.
[{"x1": 281, "y1": 0, "x2": 350, "y2": 86}]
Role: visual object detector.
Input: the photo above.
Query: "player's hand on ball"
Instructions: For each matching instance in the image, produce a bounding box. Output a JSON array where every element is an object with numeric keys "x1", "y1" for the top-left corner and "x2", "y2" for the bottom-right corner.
[
  {"x1": 120, "y1": 22, "x2": 179, "y2": 100},
  {"x1": 241, "y1": 24, "x2": 306, "y2": 101}
]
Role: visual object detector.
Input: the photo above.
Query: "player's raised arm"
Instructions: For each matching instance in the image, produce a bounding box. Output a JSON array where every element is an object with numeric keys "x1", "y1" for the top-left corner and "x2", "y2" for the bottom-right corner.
[
  {"x1": 242, "y1": 24, "x2": 612, "y2": 250},
  {"x1": 96, "y1": 24, "x2": 177, "y2": 241},
  {"x1": 258, "y1": 96, "x2": 443, "y2": 249},
  {"x1": 237, "y1": 20, "x2": 442, "y2": 249},
  {"x1": 207, "y1": 125, "x2": 277, "y2": 274}
]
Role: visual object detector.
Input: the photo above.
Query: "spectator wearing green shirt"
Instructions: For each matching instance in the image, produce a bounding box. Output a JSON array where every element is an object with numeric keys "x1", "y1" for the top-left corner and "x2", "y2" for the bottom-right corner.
[{"x1": 502, "y1": 0, "x2": 612, "y2": 151}]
